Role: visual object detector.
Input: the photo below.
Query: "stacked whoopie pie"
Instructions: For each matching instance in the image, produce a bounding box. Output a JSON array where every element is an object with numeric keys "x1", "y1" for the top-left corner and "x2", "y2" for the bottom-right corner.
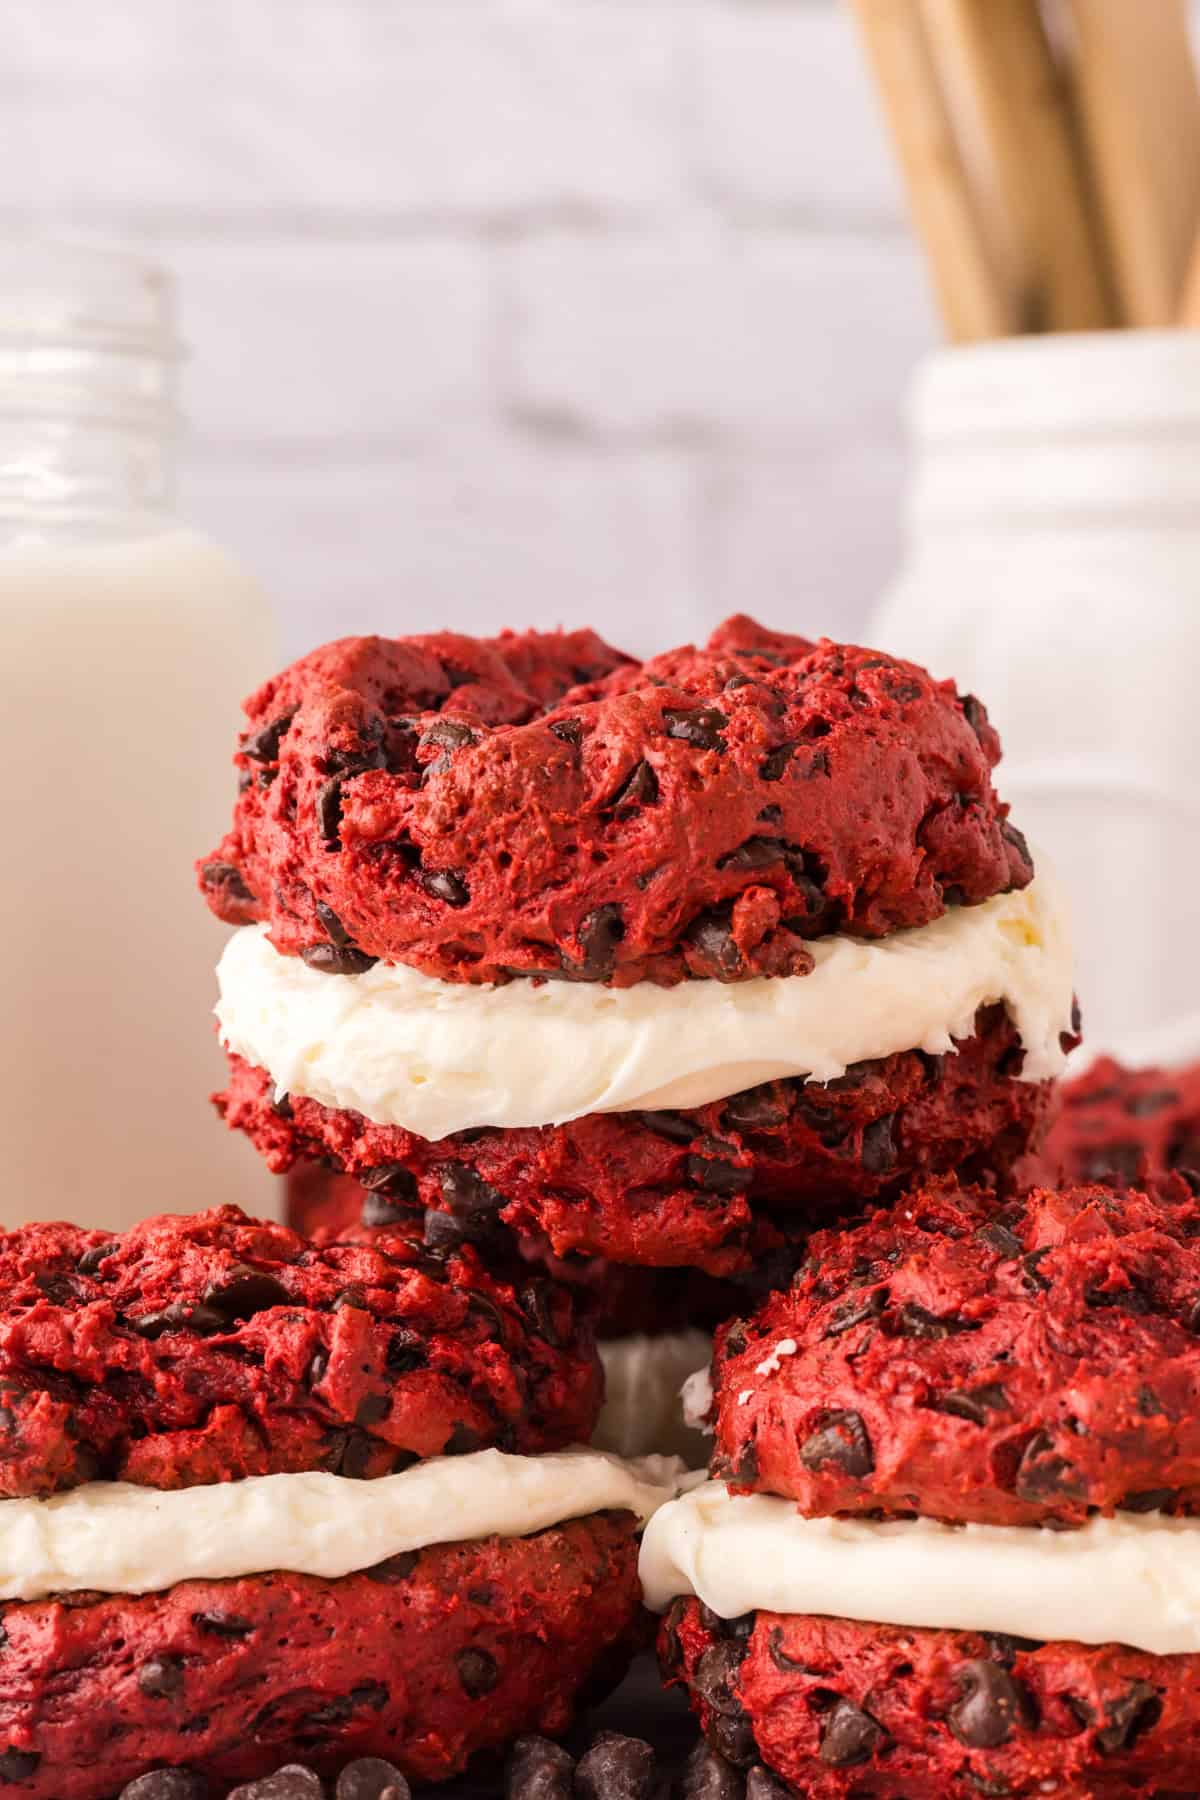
[
  {"x1": 202, "y1": 612, "x2": 1075, "y2": 1459},
  {"x1": 645, "y1": 1176, "x2": 1200, "y2": 1797},
  {"x1": 0, "y1": 1206, "x2": 679, "y2": 1799}
]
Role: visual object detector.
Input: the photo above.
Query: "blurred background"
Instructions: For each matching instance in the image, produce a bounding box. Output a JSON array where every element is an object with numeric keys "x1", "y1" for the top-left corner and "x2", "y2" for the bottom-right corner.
[{"x1": 1, "y1": 1, "x2": 936, "y2": 657}]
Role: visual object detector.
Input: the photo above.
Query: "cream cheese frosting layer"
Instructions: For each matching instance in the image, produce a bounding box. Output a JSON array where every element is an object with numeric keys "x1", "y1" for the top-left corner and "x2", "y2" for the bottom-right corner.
[
  {"x1": 639, "y1": 1481, "x2": 1200, "y2": 1657},
  {"x1": 215, "y1": 869, "x2": 1074, "y2": 1143},
  {"x1": 0, "y1": 1449, "x2": 684, "y2": 1604}
]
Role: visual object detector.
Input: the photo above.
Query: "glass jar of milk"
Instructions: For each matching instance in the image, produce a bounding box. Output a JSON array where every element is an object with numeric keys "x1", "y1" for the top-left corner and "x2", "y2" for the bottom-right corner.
[
  {"x1": 0, "y1": 242, "x2": 278, "y2": 1229},
  {"x1": 871, "y1": 332, "x2": 1200, "y2": 1060}
]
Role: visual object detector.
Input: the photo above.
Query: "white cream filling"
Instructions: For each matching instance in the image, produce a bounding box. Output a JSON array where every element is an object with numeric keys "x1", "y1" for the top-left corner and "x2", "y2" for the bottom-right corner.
[
  {"x1": 594, "y1": 1331, "x2": 713, "y2": 1463},
  {"x1": 0, "y1": 1449, "x2": 684, "y2": 1604},
  {"x1": 639, "y1": 1481, "x2": 1200, "y2": 1656},
  {"x1": 215, "y1": 870, "x2": 1073, "y2": 1143}
]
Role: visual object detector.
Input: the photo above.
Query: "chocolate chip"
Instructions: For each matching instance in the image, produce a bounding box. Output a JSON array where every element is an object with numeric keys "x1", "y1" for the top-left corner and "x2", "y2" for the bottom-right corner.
[
  {"x1": 241, "y1": 713, "x2": 294, "y2": 764},
  {"x1": 519, "y1": 1278, "x2": 562, "y2": 1346},
  {"x1": 564, "y1": 903, "x2": 626, "y2": 981},
  {"x1": 1001, "y1": 820, "x2": 1032, "y2": 867},
  {"x1": 687, "y1": 908, "x2": 742, "y2": 978},
  {"x1": 76, "y1": 1242, "x2": 118, "y2": 1277},
  {"x1": 129, "y1": 1301, "x2": 225, "y2": 1339},
  {"x1": 759, "y1": 744, "x2": 795, "y2": 782},
  {"x1": 354, "y1": 1391, "x2": 390, "y2": 1428},
  {"x1": 549, "y1": 717, "x2": 583, "y2": 748},
  {"x1": 201, "y1": 859, "x2": 255, "y2": 902},
  {"x1": 612, "y1": 759, "x2": 659, "y2": 812},
  {"x1": 316, "y1": 776, "x2": 343, "y2": 846},
  {"x1": 421, "y1": 718, "x2": 476, "y2": 753},
  {"x1": 818, "y1": 1700, "x2": 885, "y2": 1767},
  {"x1": 799, "y1": 1410, "x2": 873, "y2": 1479},
  {"x1": 422, "y1": 868, "x2": 470, "y2": 907},
  {"x1": 824, "y1": 1289, "x2": 887, "y2": 1338},
  {"x1": 1124, "y1": 1487, "x2": 1177, "y2": 1513},
  {"x1": 680, "y1": 1741, "x2": 742, "y2": 1800},
  {"x1": 949, "y1": 1660, "x2": 1030, "y2": 1748},
  {"x1": 300, "y1": 941, "x2": 378, "y2": 976},
  {"x1": 1095, "y1": 1681, "x2": 1162, "y2": 1754},
  {"x1": 0, "y1": 1749, "x2": 39, "y2": 1785},
  {"x1": 423, "y1": 1207, "x2": 508, "y2": 1257},
  {"x1": 193, "y1": 1610, "x2": 253, "y2": 1638},
  {"x1": 507, "y1": 1736, "x2": 575, "y2": 1800},
  {"x1": 695, "y1": 1641, "x2": 749, "y2": 1721},
  {"x1": 202, "y1": 1265, "x2": 290, "y2": 1323},
  {"x1": 893, "y1": 1302, "x2": 976, "y2": 1340},
  {"x1": 767, "y1": 1628, "x2": 816, "y2": 1674},
  {"x1": 455, "y1": 1646, "x2": 499, "y2": 1698},
  {"x1": 313, "y1": 899, "x2": 350, "y2": 946},
  {"x1": 744, "y1": 1769, "x2": 788, "y2": 1800},
  {"x1": 1014, "y1": 1431, "x2": 1084, "y2": 1503},
  {"x1": 687, "y1": 1140, "x2": 753, "y2": 1195},
  {"x1": 337, "y1": 1758, "x2": 411, "y2": 1800},
  {"x1": 977, "y1": 1221, "x2": 1022, "y2": 1259},
  {"x1": 718, "y1": 836, "x2": 786, "y2": 872},
  {"x1": 119, "y1": 1773, "x2": 207, "y2": 1800},
  {"x1": 936, "y1": 1383, "x2": 1009, "y2": 1425},
  {"x1": 961, "y1": 694, "x2": 987, "y2": 739},
  {"x1": 138, "y1": 1653, "x2": 185, "y2": 1699},
  {"x1": 361, "y1": 1185, "x2": 418, "y2": 1229},
  {"x1": 860, "y1": 1115, "x2": 898, "y2": 1174},
  {"x1": 576, "y1": 1732, "x2": 660, "y2": 1800},
  {"x1": 664, "y1": 706, "x2": 728, "y2": 752},
  {"x1": 439, "y1": 1164, "x2": 505, "y2": 1220},
  {"x1": 721, "y1": 1088, "x2": 789, "y2": 1132},
  {"x1": 364, "y1": 1550, "x2": 419, "y2": 1585},
  {"x1": 637, "y1": 1110, "x2": 697, "y2": 1144},
  {"x1": 445, "y1": 1422, "x2": 484, "y2": 1455},
  {"x1": 228, "y1": 1770, "x2": 324, "y2": 1800},
  {"x1": 332, "y1": 1428, "x2": 375, "y2": 1479}
]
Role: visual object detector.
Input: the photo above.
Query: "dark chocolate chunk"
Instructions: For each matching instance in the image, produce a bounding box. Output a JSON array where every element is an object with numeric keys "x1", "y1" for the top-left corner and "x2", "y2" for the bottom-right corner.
[
  {"x1": 759, "y1": 744, "x2": 795, "y2": 782},
  {"x1": 299, "y1": 942, "x2": 378, "y2": 976},
  {"x1": 314, "y1": 899, "x2": 351, "y2": 945},
  {"x1": 1096, "y1": 1681, "x2": 1162, "y2": 1755},
  {"x1": 316, "y1": 777, "x2": 343, "y2": 846},
  {"x1": 818, "y1": 1700, "x2": 886, "y2": 1767},
  {"x1": 138, "y1": 1652, "x2": 185, "y2": 1699},
  {"x1": 637, "y1": 1110, "x2": 697, "y2": 1144},
  {"x1": 421, "y1": 718, "x2": 476, "y2": 752},
  {"x1": 119, "y1": 1773, "x2": 207, "y2": 1800},
  {"x1": 76, "y1": 1241, "x2": 118, "y2": 1277},
  {"x1": 456, "y1": 1646, "x2": 500, "y2": 1698},
  {"x1": 363, "y1": 1550, "x2": 419, "y2": 1585},
  {"x1": 549, "y1": 718, "x2": 583, "y2": 748},
  {"x1": 242, "y1": 713, "x2": 295, "y2": 764},
  {"x1": 949, "y1": 1660, "x2": 1030, "y2": 1748},
  {"x1": 439, "y1": 1164, "x2": 505, "y2": 1220},
  {"x1": 721, "y1": 1087, "x2": 789, "y2": 1132},
  {"x1": 336, "y1": 1758, "x2": 411, "y2": 1800},
  {"x1": 202, "y1": 1265, "x2": 290, "y2": 1323},
  {"x1": 936, "y1": 1383, "x2": 1009, "y2": 1425},
  {"x1": 799, "y1": 1410, "x2": 873, "y2": 1478},
  {"x1": 859, "y1": 1115, "x2": 898, "y2": 1174},
  {"x1": 201, "y1": 859, "x2": 254, "y2": 902},
  {"x1": 687, "y1": 1140, "x2": 753, "y2": 1196},
  {"x1": 893, "y1": 1302, "x2": 976, "y2": 1340},
  {"x1": 361, "y1": 1182, "x2": 418, "y2": 1229},
  {"x1": 129, "y1": 1300, "x2": 225, "y2": 1339},
  {"x1": 1124, "y1": 1487, "x2": 1177, "y2": 1514},
  {"x1": 687, "y1": 909, "x2": 742, "y2": 978},
  {"x1": 1014, "y1": 1431, "x2": 1085, "y2": 1503},
  {"x1": 227, "y1": 1770, "x2": 324, "y2": 1800},
  {"x1": 612, "y1": 759, "x2": 659, "y2": 812},
  {"x1": 422, "y1": 868, "x2": 470, "y2": 908},
  {"x1": 681, "y1": 1740, "x2": 743, "y2": 1800},
  {"x1": 718, "y1": 837, "x2": 786, "y2": 872},
  {"x1": 961, "y1": 694, "x2": 987, "y2": 739},
  {"x1": 507, "y1": 1735, "x2": 575, "y2": 1800},
  {"x1": 576, "y1": 1731, "x2": 660, "y2": 1800},
  {"x1": 977, "y1": 1221, "x2": 1023, "y2": 1260},
  {"x1": 744, "y1": 1769, "x2": 789, "y2": 1800},
  {"x1": 663, "y1": 706, "x2": 728, "y2": 752},
  {"x1": 568, "y1": 904, "x2": 626, "y2": 981},
  {"x1": 519, "y1": 1278, "x2": 562, "y2": 1347},
  {"x1": 192, "y1": 1610, "x2": 254, "y2": 1638},
  {"x1": 824, "y1": 1289, "x2": 887, "y2": 1338}
]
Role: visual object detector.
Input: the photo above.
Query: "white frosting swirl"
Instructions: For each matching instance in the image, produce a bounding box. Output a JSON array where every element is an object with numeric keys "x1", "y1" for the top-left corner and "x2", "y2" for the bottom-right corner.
[{"x1": 215, "y1": 871, "x2": 1073, "y2": 1143}]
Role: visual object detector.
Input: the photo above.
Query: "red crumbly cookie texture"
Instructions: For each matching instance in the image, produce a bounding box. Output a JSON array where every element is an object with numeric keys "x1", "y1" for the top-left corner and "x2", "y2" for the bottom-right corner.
[
  {"x1": 198, "y1": 615, "x2": 1032, "y2": 987},
  {"x1": 219, "y1": 1002, "x2": 1054, "y2": 1274},
  {"x1": 1044, "y1": 1053, "x2": 1200, "y2": 1191},
  {"x1": 710, "y1": 1177, "x2": 1200, "y2": 1527},
  {"x1": 660, "y1": 1598, "x2": 1197, "y2": 1800},
  {"x1": 0, "y1": 1206, "x2": 599, "y2": 1500},
  {"x1": 0, "y1": 1513, "x2": 643, "y2": 1800}
]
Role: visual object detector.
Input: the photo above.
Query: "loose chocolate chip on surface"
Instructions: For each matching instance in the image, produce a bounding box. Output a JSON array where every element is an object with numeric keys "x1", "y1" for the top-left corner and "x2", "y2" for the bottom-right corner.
[
  {"x1": 800, "y1": 1410, "x2": 874, "y2": 1478},
  {"x1": 663, "y1": 706, "x2": 728, "y2": 752},
  {"x1": 1095, "y1": 1681, "x2": 1162, "y2": 1755},
  {"x1": 119, "y1": 1773, "x2": 206, "y2": 1800},
  {"x1": 228, "y1": 1769, "x2": 324, "y2": 1800},
  {"x1": 859, "y1": 1115, "x2": 898, "y2": 1174},
  {"x1": 456, "y1": 1646, "x2": 500, "y2": 1698},
  {"x1": 422, "y1": 868, "x2": 470, "y2": 908},
  {"x1": 819, "y1": 1700, "x2": 886, "y2": 1767},
  {"x1": 576, "y1": 1732, "x2": 660, "y2": 1800},
  {"x1": 300, "y1": 941, "x2": 378, "y2": 976},
  {"x1": 681, "y1": 1740, "x2": 743, "y2": 1800},
  {"x1": 337, "y1": 1758, "x2": 411, "y2": 1800},
  {"x1": 745, "y1": 1768, "x2": 789, "y2": 1800},
  {"x1": 0, "y1": 1749, "x2": 40, "y2": 1785},
  {"x1": 949, "y1": 1660, "x2": 1029, "y2": 1748},
  {"x1": 138, "y1": 1653, "x2": 185, "y2": 1699},
  {"x1": 507, "y1": 1735, "x2": 575, "y2": 1800},
  {"x1": 203, "y1": 1265, "x2": 290, "y2": 1322},
  {"x1": 241, "y1": 713, "x2": 294, "y2": 763}
]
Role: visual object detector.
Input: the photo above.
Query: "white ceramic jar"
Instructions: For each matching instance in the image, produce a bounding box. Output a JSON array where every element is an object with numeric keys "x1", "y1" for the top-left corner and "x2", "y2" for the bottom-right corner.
[{"x1": 870, "y1": 331, "x2": 1200, "y2": 1058}]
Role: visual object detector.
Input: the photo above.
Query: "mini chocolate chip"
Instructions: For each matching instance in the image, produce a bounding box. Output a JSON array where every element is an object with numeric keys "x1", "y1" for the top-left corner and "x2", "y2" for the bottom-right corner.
[
  {"x1": 664, "y1": 706, "x2": 728, "y2": 752},
  {"x1": 193, "y1": 1610, "x2": 253, "y2": 1639},
  {"x1": 364, "y1": 1551, "x2": 419, "y2": 1585},
  {"x1": 718, "y1": 836, "x2": 786, "y2": 872},
  {"x1": 893, "y1": 1302, "x2": 976, "y2": 1339},
  {"x1": 936, "y1": 1382, "x2": 1009, "y2": 1425},
  {"x1": 759, "y1": 744, "x2": 795, "y2": 782},
  {"x1": 1015, "y1": 1431, "x2": 1085, "y2": 1503},
  {"x1": 439, "y1": 1164, "x2": 505, "y2": 1220},
  {"x1": 76, "y1": 1241, "x2": 118, "y2": 1276},
  {"x1": 299, "y1": 941, "x2": 378, "y2": 976},
  {"x1": 819, "y1": 1700, "x2": 885, "y2": 1768},
  {"x1": 201, "y1": 859, "x2": 255, "y2": 902},
  {"x1": 800, "y1": 1410, "x2": 874, "y2": 1479},
  {"x1": 313, "y1": 899, "x2": 350, "y2": 945},
  {"x1": 228, "y1": 1770, "x2": 324, "y2": 1800},
  {"x1": 1095, "y1": 1680, "x2": 1162, "y2": 1754},
  {"x1": 612, "y1": 759, "x2": 659, "y2": 812},
  {"x1": 337, "y1": 1758, "x2": 412, "y2": 1800},
  {"x1": 949, "y1": 1660, "x2": 1030, "y2": 1748},
  {"x1": 824, "y1": 1289, "x2": 887, "y2": 1338},
  {"x1": 316, "y1": 776, "x2": 343, "y2": 846},
  {"x1": 507, "y1": 1736, "x2": 575, "y2": 1800},
  {"x1": 977, "y1": 1221, "x2": 1023, "y2": 1259},
  {"x1": 681, "y1": 1740, "x2": 742, "y2": 1800},
  {"x1": 745, "y1": 1769, "x2": 789, "y2": 1800},
  {"x1": 860, "y1": 1115, "x2": 898, "y2": 1174},
  {"x1": 456, "y1": 1646, "x2": 499, "y2": 1698},
  {"x1": 241, "y1": 713, "x2": 294, "y2": 763},
  {"x1": 129, "y1": 1301, "x2": 225, "y2": 1339},
  {"x1": 119, "y1": 1773, "x2": 207, "y2": 1800},
  {"x1": 721, "y1": 1087, "x2": 789, "y2": 1132},
  {"x1": 138, "y1": 1653, "x2": 185, "y2": 1699},
  {"x1": 687, "y1": 908, "x2": 742, "y2": 978},
  {"x1": 576, "y1": 1732, "x2": 660, "y2": 1800},
  {"x1": 567, "y1": 903, "x2": 625, "y2": 980},
  {"x1": 687, "y1": 1140, "x2": 753, "y2": 1196},
  {"x1": 202, "y1": 1265, "x2": 290, "y2": 1323},
  {"x1": 637, "y1": 1109, "x2": 697, "y2": 1143},
  {"x1": 422, "y1": 868, "x2": 470, "y2": 907}
]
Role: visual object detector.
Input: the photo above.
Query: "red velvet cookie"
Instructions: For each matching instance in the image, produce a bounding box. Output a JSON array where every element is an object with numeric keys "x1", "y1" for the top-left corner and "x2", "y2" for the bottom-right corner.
[
  {"x1": 198, "y1": 617, "x2": 1031, "y2": 987},
  {"x1": 0, "y1": 1513, "x2": 643, "y2": 1800},
  {"x1": 1045, "y1": 1053, "x2": 1200, "y2": 1191},
  {"x1": 709, "y1": 1178, "x2": 1200, "y2": 1526},
  {"x1": 660, "y1": 1598, "x2": 1197, "y2": 1799},
  {"x1": 0, "y1": 1206, "x2": 599, "y2": 1498},
  {"x1": 219, "y1": 1004, "x2": 1052, "y2": 1273}
]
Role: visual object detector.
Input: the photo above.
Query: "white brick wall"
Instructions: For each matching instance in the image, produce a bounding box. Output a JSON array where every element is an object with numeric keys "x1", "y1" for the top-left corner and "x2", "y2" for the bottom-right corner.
[{"x1": 0, "y1": 0, "x2": 938, "y2": 659}]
